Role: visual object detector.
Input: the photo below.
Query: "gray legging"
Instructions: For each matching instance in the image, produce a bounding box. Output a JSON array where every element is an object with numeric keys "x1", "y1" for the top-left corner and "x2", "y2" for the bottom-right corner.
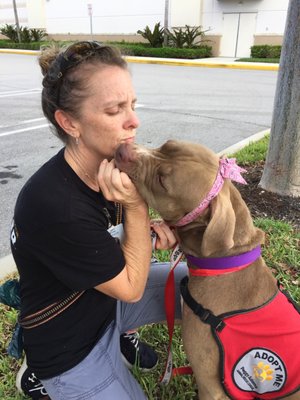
[{"x1": 42, "y1": 262, "x2": 188, "y2": 400}]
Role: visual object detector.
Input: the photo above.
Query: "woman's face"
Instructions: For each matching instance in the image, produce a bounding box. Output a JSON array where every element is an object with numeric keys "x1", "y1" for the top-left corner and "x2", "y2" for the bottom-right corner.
[{"x1": 73, "y1": 65, "x2": 139, "y2": 161}]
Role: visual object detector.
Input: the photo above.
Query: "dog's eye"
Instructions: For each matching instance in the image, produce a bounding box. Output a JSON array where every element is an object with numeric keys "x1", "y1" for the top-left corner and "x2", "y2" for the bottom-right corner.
[{"x1": 158, "y1": 174, "x2": 167, "y2": 190}]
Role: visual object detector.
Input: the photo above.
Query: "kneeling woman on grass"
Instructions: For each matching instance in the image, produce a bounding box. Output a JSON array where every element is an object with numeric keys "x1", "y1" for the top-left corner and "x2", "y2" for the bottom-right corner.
[{"x1": 11, "y1": 41, "x2": 187, "y2": 400}]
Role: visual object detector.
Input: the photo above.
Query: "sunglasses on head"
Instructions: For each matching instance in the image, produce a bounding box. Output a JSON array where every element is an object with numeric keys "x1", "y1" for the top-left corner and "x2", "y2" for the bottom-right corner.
[{"x1": 57, "y1": 41, "x2": 103, "y2": 79}]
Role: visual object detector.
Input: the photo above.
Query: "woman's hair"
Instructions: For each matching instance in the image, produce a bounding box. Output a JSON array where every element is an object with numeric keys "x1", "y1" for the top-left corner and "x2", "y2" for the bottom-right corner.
[{"x1": 39, "y1": 41, "x2": 128, "y2": 143}]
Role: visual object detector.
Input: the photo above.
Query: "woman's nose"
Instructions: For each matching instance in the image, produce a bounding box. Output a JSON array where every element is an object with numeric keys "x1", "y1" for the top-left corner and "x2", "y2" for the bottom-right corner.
[{"x1": 124, "y1": 109, "x2": 139, "y2": 130}]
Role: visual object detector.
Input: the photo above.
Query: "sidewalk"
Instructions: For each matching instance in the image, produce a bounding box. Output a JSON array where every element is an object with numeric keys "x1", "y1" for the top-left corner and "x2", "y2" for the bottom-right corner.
[{"x1": 0, "y1": 48, "x2": 279, "y2": 71}]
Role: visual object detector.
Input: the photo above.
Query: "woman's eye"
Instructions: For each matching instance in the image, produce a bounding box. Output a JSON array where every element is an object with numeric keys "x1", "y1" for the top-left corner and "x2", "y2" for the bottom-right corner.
[{"x1": 106, "y1": 108, "x2": 119, "y2": 115}]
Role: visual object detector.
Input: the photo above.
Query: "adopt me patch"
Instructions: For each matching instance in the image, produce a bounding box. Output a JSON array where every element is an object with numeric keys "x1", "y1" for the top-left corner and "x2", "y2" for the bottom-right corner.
[{"x1": 233, "y1": 348, "x2": 286, "y2": 394}]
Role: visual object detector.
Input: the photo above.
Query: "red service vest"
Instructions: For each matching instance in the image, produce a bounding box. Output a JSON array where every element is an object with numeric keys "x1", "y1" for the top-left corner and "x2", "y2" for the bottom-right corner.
[{"x1": 214, "y1": 291, "x2": 300, "y2": 399}]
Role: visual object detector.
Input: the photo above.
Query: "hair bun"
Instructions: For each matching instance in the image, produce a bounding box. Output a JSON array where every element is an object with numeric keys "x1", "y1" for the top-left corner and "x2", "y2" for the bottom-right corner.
[{"x1": 38, "y1": 44, "x2": 61, "y2": 76}]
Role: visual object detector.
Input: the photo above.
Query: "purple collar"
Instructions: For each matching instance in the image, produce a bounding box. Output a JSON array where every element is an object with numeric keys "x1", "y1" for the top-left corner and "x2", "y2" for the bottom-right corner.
[{"x1": 186, "y1": 245, "x2": 261, "y2": 276}]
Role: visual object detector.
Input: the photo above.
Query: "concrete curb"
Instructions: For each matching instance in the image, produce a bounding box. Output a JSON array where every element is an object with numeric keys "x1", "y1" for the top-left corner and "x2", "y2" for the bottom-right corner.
[
  {"x1": 0, "y1": 48, "x2": 39, "y2": 56},
  {"x1": 124, "y1": 56, "x2": 279, "y2": 71},
  {"x1": 0, "y1": 129, "x2": 270, "y2": 281},
  {"x1": 218, "y1": 128, "x2": 270, "y2": 156},
  {"x1": 0, "y1": 49, "x2": 279, "y2": 71}
]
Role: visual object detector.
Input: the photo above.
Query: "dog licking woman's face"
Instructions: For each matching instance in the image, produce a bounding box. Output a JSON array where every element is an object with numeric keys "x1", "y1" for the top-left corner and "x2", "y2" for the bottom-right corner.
[{"x1": 114, "y1": 139, "x2": 220, "y2": 225}]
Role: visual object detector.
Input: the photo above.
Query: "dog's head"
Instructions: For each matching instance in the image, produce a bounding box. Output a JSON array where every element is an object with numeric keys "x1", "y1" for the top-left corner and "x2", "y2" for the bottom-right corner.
[{"x1": 115, "y1": 140, "x2": 264, "y2": 257}]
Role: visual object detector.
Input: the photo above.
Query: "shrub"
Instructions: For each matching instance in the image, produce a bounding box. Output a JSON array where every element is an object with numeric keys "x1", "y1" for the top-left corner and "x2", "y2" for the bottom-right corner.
[
  {"x1": 0, "y1": 24, "x2": 19, "y2": 41},
  {"x1": 267, "y1": 45, "x2": 281, "y2": 58},
  {"x1": 0, "y1": 40, "x2": 43, "y2": 50},
  {"x1": 137, "y1": 22, "x2": 164, "y2": 48},
  {"x1": 251, "y1": 45, "x2": 269, "y2": 58},
  {"x1": 251, "y1": 45, "x2": 281, "y2": 59},
  {"x1": 0, "y1": 39, "x2": 212, "y2": 59},
  {"x1": 184, "y1": 25, "x2": 207, "y2": 48},
  {"x1": 166, "y1": 25, "x2": 209, "y2": 49},
  {"x1": 0, "y1": 24, "x2": 47, "y2": 43},
  {"x1": 30, "y1": 28, "x2": 47, "y2": 42},
  {"x1": 166, "y1": 27, "x2": 186, "y2": 48},
  {"x1": 20, "y1": 26, "x2": 31, "y2": 43},
  {"x1": 119, "y1": 44, "x2": 212, "y2": 59}
]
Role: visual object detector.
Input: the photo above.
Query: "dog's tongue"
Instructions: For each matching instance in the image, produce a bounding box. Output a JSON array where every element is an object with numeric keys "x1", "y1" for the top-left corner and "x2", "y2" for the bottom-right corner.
[{"x1": 115, "y1": 142, "x2": 136, "y2": 170}]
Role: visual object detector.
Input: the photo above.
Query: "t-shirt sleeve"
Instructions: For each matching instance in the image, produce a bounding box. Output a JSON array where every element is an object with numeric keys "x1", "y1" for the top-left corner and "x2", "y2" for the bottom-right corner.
[{"x1": 26, "y1": 221, "x2": 125, "y2": 291}]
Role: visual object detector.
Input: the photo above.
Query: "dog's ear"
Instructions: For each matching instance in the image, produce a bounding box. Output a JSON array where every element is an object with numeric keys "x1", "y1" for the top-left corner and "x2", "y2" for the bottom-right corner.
[{"x1": 201, "y1": 184, "x2": 236, "y2": 257}]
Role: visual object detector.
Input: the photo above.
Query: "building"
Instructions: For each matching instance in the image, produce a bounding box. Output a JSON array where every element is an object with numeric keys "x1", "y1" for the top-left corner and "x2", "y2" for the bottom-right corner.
[{"x1": 0, "y1": 0, "x2": 289, "y2": 57}]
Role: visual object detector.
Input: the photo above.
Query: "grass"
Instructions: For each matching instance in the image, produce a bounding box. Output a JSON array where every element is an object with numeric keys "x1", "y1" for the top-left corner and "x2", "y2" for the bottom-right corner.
[
  {"x1": 0, "y1": 136, "x2": 299, "y2": 399},
  {"x1": 229, "y1": 133, "x2": 269, "y2": 164},
  {"x1": 255, "y1": 218, "x2": 299, "y2": 300}
]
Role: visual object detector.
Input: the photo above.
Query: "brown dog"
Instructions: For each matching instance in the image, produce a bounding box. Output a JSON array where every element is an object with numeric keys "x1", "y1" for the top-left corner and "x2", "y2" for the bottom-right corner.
[{"x1": 115, "y1": 140, "x2": 300, "y2": 400}]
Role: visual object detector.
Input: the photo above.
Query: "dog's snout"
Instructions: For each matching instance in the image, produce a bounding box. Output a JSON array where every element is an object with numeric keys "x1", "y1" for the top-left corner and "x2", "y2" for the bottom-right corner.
[{"x1": 115, "y1": 142, "x2": 137, "y2": 169}]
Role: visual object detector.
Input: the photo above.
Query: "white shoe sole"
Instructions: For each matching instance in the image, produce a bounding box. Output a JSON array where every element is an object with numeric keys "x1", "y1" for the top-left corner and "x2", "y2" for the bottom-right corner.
[
  {"x1": 121, "y1": 353, "x2": 158, "y2": 373},
  {"x1": 16, "y1": 356, "x2": 28, "y2": 394}
]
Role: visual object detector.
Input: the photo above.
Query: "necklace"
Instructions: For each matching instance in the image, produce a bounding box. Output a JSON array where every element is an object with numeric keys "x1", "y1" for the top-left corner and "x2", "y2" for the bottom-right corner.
[
  {"x1": 65, "y1": 147, "x2": 99, "y2": 191},
  {"x1": 115, "y1": 202, "x2": 122, "y2": 225}
]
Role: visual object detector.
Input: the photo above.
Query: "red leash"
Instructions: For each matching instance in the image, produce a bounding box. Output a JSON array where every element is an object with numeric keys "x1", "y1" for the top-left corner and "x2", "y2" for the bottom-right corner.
[{"x1": 159, "y1": 243, "x2": 193, "y2": 384}]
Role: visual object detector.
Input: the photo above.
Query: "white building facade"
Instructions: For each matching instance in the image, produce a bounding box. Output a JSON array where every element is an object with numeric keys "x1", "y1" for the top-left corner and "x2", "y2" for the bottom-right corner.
[{"x1": 0, "y1": 0, "x2": 289, "y2": 57}]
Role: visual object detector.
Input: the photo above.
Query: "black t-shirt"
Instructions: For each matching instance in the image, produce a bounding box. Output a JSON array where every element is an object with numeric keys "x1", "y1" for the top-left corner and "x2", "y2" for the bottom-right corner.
[{"x1": 11, "y1": 148, "x2": 125, "y2": 379}]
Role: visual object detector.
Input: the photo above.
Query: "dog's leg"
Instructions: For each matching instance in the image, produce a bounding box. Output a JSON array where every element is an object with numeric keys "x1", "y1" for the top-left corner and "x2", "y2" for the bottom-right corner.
[
  {"x1": 192, "y1": 358, "x2": 230, "y2": 399},
  {"x1": 197, "y1": 385, "x2": 230, "y2": 400},
  {"x1": 182, "y1": 309, "x2": 230, "y2": 400},
  {"x1": 284, "y1": 392, "x2": 300, "y2": 400}
]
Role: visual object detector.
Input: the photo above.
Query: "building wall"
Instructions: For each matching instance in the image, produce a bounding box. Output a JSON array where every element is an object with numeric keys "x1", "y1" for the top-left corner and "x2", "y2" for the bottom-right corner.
[
  {"x1": 43, "y1": 0, "x2": 165, "y2": 35},
  {"x1": 0, "y1": 0, "x2": 288, "y2": 57},
  {"x1": 0, "y1": 1, "x2": 28, "y2": 25},
  {"x1": 26, "y1": 0, "x2": 46, "y2": 28},
  {"x1": 197, "y1": 0, "x2": 288, "y2": 56},
  {"x1": 0, "y1": 0, "x2": 288, "y2": 35},
  {"x1": 46, "y1": 33, "x2": 148, "y2": 43},
  {"x1": 199, "y1": 0, "x2": 288, "y2": 33},
  {"x1": 170, "y1": 0, "x2": 201, "y2": 27},
  {"x1": 254, "y1": 34, "x2": 283, "y2": 46}
]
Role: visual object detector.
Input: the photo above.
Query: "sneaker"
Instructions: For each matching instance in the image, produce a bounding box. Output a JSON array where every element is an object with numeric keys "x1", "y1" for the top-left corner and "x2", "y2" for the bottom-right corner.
[
  {"x1": 120, "y1": 332, "x2": 158, "y2": 372},
  {"x1": 16, "y1": 357, "x2": 50, "y2": 399}
]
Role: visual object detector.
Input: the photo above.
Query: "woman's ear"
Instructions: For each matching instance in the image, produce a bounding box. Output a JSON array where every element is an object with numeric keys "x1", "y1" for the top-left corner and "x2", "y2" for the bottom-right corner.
[{"x1": 54, "y1": 110, "x2": 79, "y2": 139}]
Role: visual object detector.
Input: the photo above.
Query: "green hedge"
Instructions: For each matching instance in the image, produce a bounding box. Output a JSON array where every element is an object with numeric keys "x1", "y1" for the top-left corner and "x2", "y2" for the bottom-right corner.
[
  {"x1": 118, "y1": 44, "x2": 212, "y2": 59},
  {"x1": 1, "y1": 40, "x2": 282, "y2": 61},
  {"x1": 0, "y1": 40, "x2": 43, "y2": 50},
  {"x1": 0, "y1": 39, "x2": 212, "y2": 59},
  {"x1": 251, "y1": 45, "x2": 281, "y2": 59}
]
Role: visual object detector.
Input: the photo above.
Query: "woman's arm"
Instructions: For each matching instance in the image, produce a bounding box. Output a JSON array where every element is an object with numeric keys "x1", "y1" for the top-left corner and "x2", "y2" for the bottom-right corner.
[{"x1": 95, "y1": 159, "x2": 152, "y2": 302}]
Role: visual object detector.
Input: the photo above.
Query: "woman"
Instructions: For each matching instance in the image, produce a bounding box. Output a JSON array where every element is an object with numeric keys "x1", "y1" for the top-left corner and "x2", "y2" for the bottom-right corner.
[{"x1": 11, "y1": 41, "x2": 187, "y2": 399}]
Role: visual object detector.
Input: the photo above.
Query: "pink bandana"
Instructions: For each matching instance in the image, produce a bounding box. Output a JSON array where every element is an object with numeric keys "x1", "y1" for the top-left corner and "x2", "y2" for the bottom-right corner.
[{"x1": 175, "y1": 158, "x2": 247, "y2": 227}]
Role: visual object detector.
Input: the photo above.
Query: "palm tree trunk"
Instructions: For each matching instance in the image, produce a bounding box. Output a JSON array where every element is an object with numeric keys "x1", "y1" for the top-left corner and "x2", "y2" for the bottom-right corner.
[{"x1": 260, "y1": 0, "x2": 300, "y2": 197}]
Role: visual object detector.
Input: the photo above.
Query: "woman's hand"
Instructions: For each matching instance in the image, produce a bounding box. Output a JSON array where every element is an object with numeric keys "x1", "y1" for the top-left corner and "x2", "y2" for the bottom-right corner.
[
  {"x1": 150, "y1": 220, "x2": 177, "y2": 250},
  {"x1": 98, "y1": 159, "x2": 146, "y2": 210}
]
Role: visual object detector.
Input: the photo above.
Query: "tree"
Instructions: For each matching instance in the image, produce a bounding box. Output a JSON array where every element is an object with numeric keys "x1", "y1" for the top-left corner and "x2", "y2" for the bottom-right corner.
[{"x1": 260, "y1": 0, "x2": 300, "y2": 197}]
